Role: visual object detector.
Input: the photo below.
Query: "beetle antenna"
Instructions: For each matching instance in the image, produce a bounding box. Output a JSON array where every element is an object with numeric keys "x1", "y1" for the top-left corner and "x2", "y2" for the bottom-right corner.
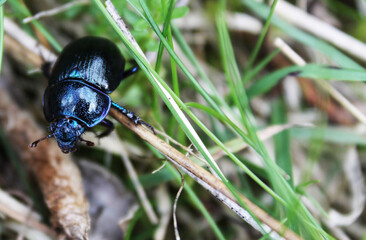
[
  {"x1": 29, "y1": 134, "x2": 54, "y2": 148},
  {"x1": 80, "y1": 137, "x2": 94, "y2": 147}
]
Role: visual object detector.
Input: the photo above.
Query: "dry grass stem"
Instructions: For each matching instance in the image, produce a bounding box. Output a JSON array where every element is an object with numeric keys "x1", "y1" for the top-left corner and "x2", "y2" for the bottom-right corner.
[
  {"x1": 172, "y1": 165, "x2": 184, "y2": 240},
  {"x1": 109, "y1": 108, "x2": 302, "y2": 240},
  {"x1": 23, "y1": 0, "x2": 90, "y2": 23}
]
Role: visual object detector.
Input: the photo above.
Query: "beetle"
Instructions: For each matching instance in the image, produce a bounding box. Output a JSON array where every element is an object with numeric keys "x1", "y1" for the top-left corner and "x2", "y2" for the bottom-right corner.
[{"x1": 30, "y1": 36, "x2": 153, "y2": 153}]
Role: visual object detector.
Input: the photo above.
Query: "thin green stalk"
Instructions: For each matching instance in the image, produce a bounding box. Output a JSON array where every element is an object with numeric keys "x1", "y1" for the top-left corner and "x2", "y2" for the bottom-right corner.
[
  {"x1": 153, "y1": 0, "x2": 176, "y2": 125},
  {"x1": 271, "y1": 99, "x2": 293, "y2": 187},
  {"x1": 242, "y1": 0, "x2": 278, "y2": 77},
  {"x1": 243, "y1": 48, "x2": 280, "y2": 84},
  {"x1": 171, "y1": 25, "x2": 231, "y2": 110},
  {"x1": 168, "y1": 28, "x2": 179, "y2": 97},
  {"x1": 155, "y1": 0, "x2": 175, "y2": 73}
]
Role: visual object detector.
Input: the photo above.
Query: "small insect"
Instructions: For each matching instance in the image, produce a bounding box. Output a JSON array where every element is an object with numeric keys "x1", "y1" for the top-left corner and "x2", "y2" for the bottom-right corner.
[{"x1": 31, "y1": 36, "x2": 153, "y2": 153}]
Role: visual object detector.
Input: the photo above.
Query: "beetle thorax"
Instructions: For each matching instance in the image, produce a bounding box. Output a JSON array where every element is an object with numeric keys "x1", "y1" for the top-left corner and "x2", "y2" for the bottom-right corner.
[{"x1": 51, "y1": 119, "x2": 85, "y2": 153}]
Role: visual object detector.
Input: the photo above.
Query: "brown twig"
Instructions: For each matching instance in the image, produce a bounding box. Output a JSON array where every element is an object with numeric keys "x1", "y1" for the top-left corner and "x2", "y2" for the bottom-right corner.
[{"x1": 109, "y1": 108, "x2": 302, "y2": 240}]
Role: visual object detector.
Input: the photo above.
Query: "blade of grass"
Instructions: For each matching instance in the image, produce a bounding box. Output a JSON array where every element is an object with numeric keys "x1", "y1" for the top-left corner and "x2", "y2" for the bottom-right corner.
[
  {"x1": 247, "y1": 64, "x2": 366, "y2": 99},
  {"x1": 153, "y1": 0, "x2": 176, "y2": 123},
  {"x1": 243, "y1": 48, "x2": 280, "y2": 84},
  {"x1": 271, "y1": 99, "x2": 293, "y2": 187},
  {"x1": 243, "y1": 0, "x2": 278, "y2": 77},
  {"x1": 291, "y1": 127, "x2": 366, "y2": 145},
  {"x1": 247, "y1": 65, "x2": 302, "y2": 99}
]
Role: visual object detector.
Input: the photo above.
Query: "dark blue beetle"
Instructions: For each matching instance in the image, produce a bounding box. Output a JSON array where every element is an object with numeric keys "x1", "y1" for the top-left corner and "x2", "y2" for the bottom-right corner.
[{"x1": 31, "y1": 36, "x2": 153, "y2": 153}]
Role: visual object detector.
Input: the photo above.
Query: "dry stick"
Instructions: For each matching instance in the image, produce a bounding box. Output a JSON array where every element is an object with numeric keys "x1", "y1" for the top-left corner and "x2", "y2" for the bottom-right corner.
[
  {"x1": 109, "y1": 108, "x2": 302, "y2": 240},
  {"x1": 274, "y1": 37, "x2": 366, "y2": 125}
]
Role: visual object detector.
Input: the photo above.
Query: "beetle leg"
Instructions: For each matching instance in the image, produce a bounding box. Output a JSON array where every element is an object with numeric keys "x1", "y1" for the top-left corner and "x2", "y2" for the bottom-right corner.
[
  {"x1": 120, "y1": 61, "x2": 139, "y2": 80},
  {"x1": 79, "y1": 136, "x2": 95, "y2": 147},
  {"x1": 111, "y1": 102, "x2": 156, "y2": 134},
  {"x1": 29, "y1": 134, "x2": 53, "y2": 148},
  {"x1": 97, "y1": 119, "x2": 115, "y2": 138}
]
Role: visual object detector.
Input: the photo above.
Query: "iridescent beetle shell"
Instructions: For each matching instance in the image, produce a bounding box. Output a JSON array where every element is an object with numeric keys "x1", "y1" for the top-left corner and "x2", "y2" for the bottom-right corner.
[{"x1": 31, "y1": 36, "x2": 143, "y2": 153}]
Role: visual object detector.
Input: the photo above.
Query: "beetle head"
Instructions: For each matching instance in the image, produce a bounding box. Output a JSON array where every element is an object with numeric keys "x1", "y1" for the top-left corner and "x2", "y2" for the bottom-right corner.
[
  {"x1": 50, "y1": 119, "x2": 85, "y2": 153},
  {"x1": 30, "y1": 118, "x2": 95, "y2": 153}
]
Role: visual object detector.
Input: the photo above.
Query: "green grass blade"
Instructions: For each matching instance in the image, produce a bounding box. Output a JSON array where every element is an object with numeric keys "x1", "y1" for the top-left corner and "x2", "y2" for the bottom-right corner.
[
  {"x1": 291, "y1": 126, "x2": 366, "y2": 145},
  {"x1": 243, "y1": 0, "x2": 278, "y2": 75},
  {"x1": 243, "y1": 48, "x2": 280, "y2": 84},
  {"x1": 155, "y1": 0, "x2": 175, "y2": 73},
  {"x1": 271, "y1": 99, "x2": 293, "y2": 187},
  {"x1": 247, "y1": 65, "x2": 300, "y2": 99},
  {"x1": 298, "y1": 64, "x2": 366, "y2": 81}
]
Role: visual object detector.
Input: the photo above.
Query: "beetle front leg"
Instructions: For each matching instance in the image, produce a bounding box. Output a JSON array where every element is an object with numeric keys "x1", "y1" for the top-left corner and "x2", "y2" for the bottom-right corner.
[
  {"x1": 111, "y1": 102, "x2": 155, "y2": 134},
  {"x1": 97, "y1": 119, "x2": 115, "y2": 138}
]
